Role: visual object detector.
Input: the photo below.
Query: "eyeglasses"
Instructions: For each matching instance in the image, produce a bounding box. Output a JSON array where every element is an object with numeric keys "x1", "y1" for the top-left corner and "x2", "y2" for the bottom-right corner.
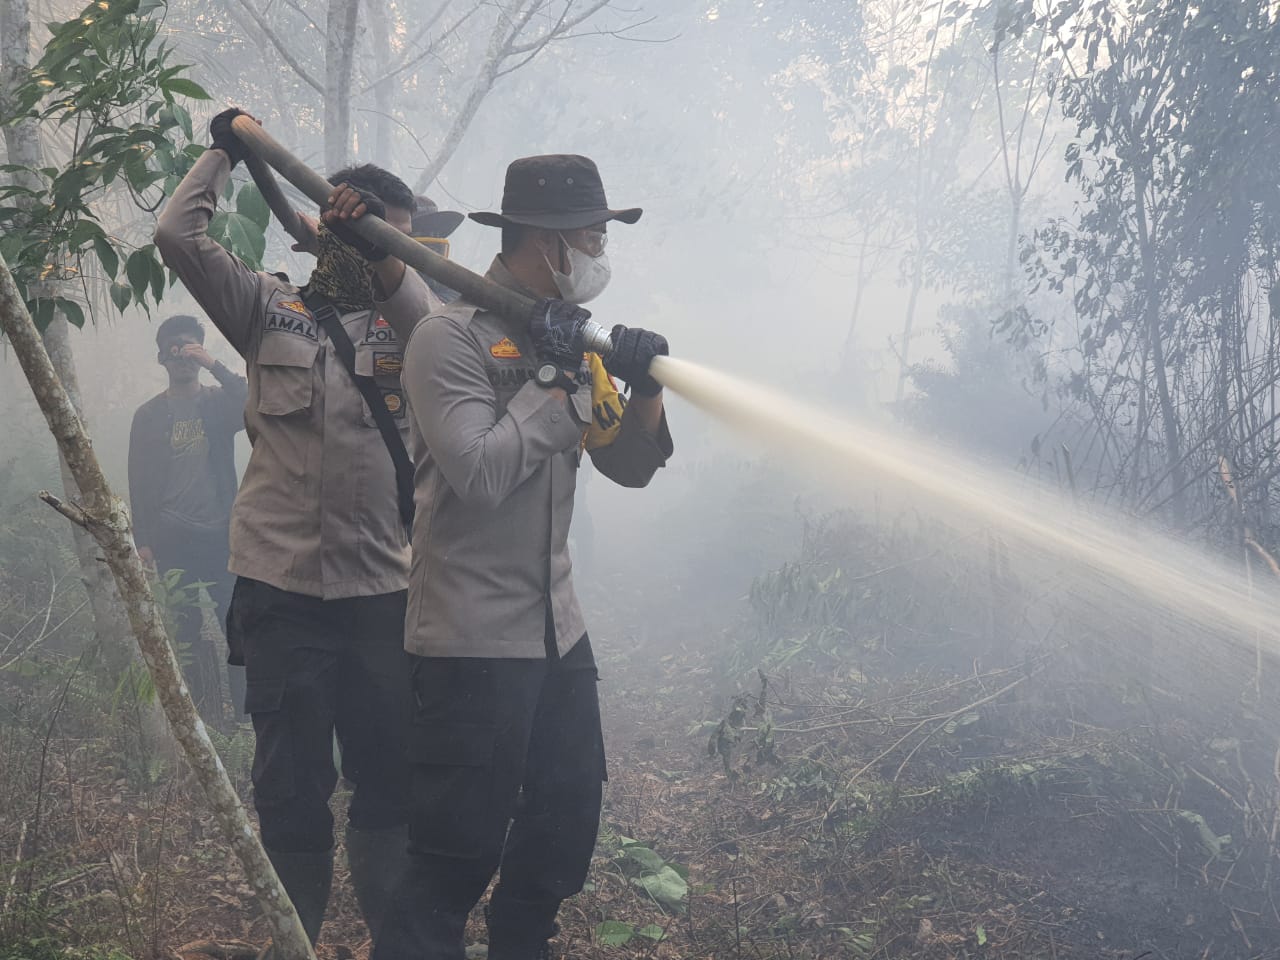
[
  {"x1": 563, "y1": 227, "x2": 607, "y2": 259},
  {"x1": 414, "y1": 236, "x2": 450, "y2": 259}
]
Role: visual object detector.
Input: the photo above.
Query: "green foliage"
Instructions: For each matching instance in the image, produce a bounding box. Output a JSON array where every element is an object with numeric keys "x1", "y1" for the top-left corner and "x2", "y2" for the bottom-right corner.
[
  {"x1": 707, "y1": 673, "x2": 776, "y2": 779},
  {"x1": 1009, "y1": 0, "x2": 1280, "y2": 528},
  {"x1": 594, "y1": 919, "x2": 635, "y2": 947},
  {"x1": 0, "y1": 0, "x2": 266, "y2": 329},
  {"x1": 207, "y1": 723, "x2": 254, "y2": 789},
  {"x1": 0, "y1": 906, "x2": 137, "y2": 957},
  {"x1": 761, "y1": 758, "x2": 837, "y2": 804},
  {"x1": 612, "y1": 838, "x2": 689, "y2": 915},
  {"x1": 592, "y1": 919, "x2": 667, "y2": 948},
  {"x1": 731, "y1": 512, "x2": 995, "y2": 679},
  {"x1": 835, "y1": 923, "x2": 877, "y2": 959}
]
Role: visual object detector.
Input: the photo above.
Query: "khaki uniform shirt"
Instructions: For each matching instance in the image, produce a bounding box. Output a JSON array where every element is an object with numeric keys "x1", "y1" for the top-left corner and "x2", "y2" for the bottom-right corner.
[
  {"x1": 155, "y1": 150, "x2": 416, "y2": 599},
  {"x1": 378, "y1": 263, "x2": 673, "y2": 658}
]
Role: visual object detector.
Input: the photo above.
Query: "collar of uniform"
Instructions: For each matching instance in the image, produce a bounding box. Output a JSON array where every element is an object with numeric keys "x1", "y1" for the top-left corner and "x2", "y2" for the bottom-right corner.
[{"x1": 485, "y1": 254, "x2": 540, "y2": 300}]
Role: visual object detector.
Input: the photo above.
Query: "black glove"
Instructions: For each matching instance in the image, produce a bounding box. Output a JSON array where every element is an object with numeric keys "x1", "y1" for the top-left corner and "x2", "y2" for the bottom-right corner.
[
  {"x1": 209, "y1": 108, "x2": 251, "y2": 167},
  {"x1": 605, "y1": 325, "x2": 668, "y2": 397},
  {"x1": 529, "y1": 298, "x2": 591, "y2": 372},
  {"x1": 325, "y1": 185, "x2": 388, "y2": 261}
]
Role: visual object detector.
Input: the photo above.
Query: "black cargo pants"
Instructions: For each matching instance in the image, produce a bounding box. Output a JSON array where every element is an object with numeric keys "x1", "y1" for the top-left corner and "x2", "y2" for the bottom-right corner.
[
  {"x1": 373, "y1": 633, "x2": 606, "y2": 960},
  {"x1": 227, "y1": 577, "x2": 411, "y2": 853}
]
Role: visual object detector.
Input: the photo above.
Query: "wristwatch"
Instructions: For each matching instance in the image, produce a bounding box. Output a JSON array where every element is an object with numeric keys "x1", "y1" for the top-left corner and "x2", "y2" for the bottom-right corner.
[{"x1": 535, "y1": 363, "x2": 578, "y2": 394}]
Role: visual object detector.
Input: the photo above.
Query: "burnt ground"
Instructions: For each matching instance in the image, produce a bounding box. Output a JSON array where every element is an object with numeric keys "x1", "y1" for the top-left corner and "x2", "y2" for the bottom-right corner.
[{"x1": 4, "y1": 532, "x2": 1280, "y2": 960}]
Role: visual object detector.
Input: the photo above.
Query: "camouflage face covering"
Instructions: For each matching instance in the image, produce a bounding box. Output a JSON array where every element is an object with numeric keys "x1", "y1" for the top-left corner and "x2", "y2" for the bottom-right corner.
[{"x1": 307, "y1": 224, "x2": 375, "y2": 313}]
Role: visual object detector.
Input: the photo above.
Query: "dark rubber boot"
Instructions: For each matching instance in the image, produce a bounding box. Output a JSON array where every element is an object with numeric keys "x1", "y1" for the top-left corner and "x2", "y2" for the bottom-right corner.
[
  {"x1": 259, "y1": 848, "x2": 334, "y2": 959},
  {"x1": 345, "y1": 824, "x2": 409, "y2": 940},
  {"x1": 485, "y1": 894, "x2": 560, "y2": 960}
]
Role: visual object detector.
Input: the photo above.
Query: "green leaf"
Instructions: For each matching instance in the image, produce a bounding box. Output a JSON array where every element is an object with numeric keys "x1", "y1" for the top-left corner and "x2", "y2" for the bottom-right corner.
[
  {"x1": 126, "y1": 248, "x2": 152, "y2": 301},
  {"x1": 110, "y1": 282, "x2": 132, "y2": 313},
  {"x1": 162, "y1": 76, "x2": 210, "y2": 101},
  {"x1": 594, "y1": 921, "x2": 633, "y2": 947},
  {"x1": 57, "y1": 298, "x2": 85, "y2": 328},
  {"x1": 976, "y1": 924, "x2": 987, "y2": 946},
  {"x1": 172, "y1": 102, "x2": 194, "y2": 140},
  {"x1": 235, "y1": 183, "x2": 272, "y2": 230},
  {"x1": 32, "y1": 298, "x2": 56, "y2": 331},
  {"x1": 621, "y1": 843, "x2": 666, "y2": 874},
  {"x1": 93, "y1": 235, "x2": 119, "y2": 278},
  {"x1": 149, "y1": 253, "x2": 166, "y2": 303},
  {"x1": 208, "y1": 210, "x2": 266, "y2": 269},
  {"x1": 633, "y1": 865, "x2": 688, "y2": 912},
  {"x1": 66, "y1": 218, "x2": 104, "y2": 250},
  {"x1": 636, "y1": 924, "x2": 667, "y2": 942}
]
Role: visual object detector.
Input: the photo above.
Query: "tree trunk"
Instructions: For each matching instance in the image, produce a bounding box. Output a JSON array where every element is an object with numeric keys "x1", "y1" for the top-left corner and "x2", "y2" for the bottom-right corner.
[
  {"x1": 894, "y1": 240, "x2": 926, "y2": 407},
  {"x1": 412, "y1": 12, "x2": 508, "y2": 193},
  {"x1": 839, "y1": 235, "x2": 872, "y2": 376},
  {"x1": 1004, "y1": 192, "x2": 1021, "y2": 308},
  {"x1": 323, "y1": 0, "x2": 361, "y2": 171},
  {"x1": 0, "y1": 251, "x2": 317, "y2": 960},
  {"x1": 365, "y1": 0, "x2": 394, "y2": 167},
  {"x1": 1, "y1": 0, "x2": 132, "y2": 672},
  {"x1": 1133, "y1": 170, "x2": 1184, "y2": 524}
]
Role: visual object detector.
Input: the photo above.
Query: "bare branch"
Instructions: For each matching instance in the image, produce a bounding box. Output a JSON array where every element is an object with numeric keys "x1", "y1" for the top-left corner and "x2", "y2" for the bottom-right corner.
[
  {"x1": 232, "y1": 0, "x2": 324, "y2": 93},
  {"x1": 506, "y1": 0, "x2": 611, "y2": 55},
  {"x1": 38, "y1": 489, "x2": 93, "y2": 529},
  {"x1": 358, "y1": 2, "x2": 483, "y2": 93}
]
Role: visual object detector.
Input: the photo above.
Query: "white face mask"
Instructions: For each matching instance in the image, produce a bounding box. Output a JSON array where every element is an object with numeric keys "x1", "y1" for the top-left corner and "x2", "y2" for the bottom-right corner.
[{"x1": 547, "y1": 234, "x2": 611, "y2": 304}]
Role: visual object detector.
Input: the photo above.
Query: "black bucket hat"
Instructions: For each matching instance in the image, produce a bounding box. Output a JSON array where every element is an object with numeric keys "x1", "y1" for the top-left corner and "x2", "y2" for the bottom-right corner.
[
  {"x1": 412, "y1": 196, "x2": 465, "y2": 238},
  {"x1": 469, "y1": 154, "x2": 642, "y2": 231}
]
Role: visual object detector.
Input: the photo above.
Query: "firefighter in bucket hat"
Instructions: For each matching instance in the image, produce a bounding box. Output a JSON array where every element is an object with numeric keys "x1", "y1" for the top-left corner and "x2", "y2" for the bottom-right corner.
[{"x1": 325, "y1": 154, "x2": 674, "y2": 959}]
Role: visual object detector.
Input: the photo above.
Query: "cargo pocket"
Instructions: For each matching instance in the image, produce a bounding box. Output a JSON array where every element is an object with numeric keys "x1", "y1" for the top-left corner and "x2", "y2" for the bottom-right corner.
[
  {"x1": 245, "y1": 677, "x2": 295, "y2": 807},
  {"x1": 223, "y1": 578, "x2": 251, "y2": 667},
  {"x1": 256, "y1": 333, "x2": 319, "y2": 416},
  {"x1": 406, "y1": 720, "x2": 497, "y2": 859}
]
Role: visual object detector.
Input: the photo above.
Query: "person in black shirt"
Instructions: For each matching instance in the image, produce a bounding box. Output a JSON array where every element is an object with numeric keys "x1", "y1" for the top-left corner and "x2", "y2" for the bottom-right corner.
[{"x1": 128, "y1": 314, "x2": 247, "y2": 726}]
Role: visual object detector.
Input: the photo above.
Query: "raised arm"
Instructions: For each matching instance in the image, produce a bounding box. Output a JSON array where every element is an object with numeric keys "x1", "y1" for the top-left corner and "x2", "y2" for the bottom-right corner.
[
  {"x1": 401, "y1": 317, "x2": 588, "y2": 509},
  {"x1": 588, "y1": 400, "x2": 673, "y2": 488},
  {"x1": 154, "y1": 141, "x2": 262, "y2": 355},
  {"x1": 373, "y1": 263, "x2": 437, "y2": 345},
  {"x1": 589, "y1": 325, "x2": 673, "y2": 486}
]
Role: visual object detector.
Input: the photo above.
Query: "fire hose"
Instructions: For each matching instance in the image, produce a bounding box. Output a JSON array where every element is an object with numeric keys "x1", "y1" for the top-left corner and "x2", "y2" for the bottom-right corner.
[{"x1": 229, "y1": 116, "x2": 614, "y2": 355}]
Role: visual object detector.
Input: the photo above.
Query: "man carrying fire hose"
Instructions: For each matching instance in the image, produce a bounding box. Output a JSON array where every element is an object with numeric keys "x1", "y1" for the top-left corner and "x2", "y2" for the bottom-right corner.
[
  {"x1": 154, "y1": 108, "x2": 432, "y2": 953},
  {"x1": 323, "y1": 154, "x2": 674, "y2": 958}
]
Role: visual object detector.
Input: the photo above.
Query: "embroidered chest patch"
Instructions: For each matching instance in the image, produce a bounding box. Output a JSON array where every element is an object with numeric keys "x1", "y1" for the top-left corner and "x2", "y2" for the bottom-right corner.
[
  {"x1": 264, "y1": 311, "x2": 318, "y2": 341},
  {"x1": 374, "y1": 351, "x2": 403, "y2": 376},
  {"x1": 363, "y1": 314, "x2": 398, "y2": 345},
  {"x1": 490, "y1": 337, "x2": 522, "y2": 359}
]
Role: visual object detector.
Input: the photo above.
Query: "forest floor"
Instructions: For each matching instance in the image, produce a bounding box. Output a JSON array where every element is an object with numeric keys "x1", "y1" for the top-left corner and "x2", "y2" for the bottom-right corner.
[{"x1": 5, "y1": 523, "x2": 1280, "y2": 960}]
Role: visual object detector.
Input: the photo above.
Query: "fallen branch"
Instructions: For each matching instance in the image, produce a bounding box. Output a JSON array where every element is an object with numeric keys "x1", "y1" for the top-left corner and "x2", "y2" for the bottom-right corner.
[
  {"x1": 824, "y1": 668, "x2": 1040, "y2": 824},
  {"x1": 0, "y1": 250, "x2": 315, "y2": 960}
]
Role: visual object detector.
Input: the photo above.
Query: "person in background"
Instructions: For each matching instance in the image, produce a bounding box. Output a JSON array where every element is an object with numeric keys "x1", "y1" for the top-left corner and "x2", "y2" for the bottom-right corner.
[
  {"x1": 410, "y1": 194, "x2": 465, "y2": 303},
  {"x1": 155, "y1": 107, "x2": 426, "y2": 955},
  {"x1": 330, "y1": 153, "x2": 673, "y2": 959},
  {"x1": 128, "y1": 314, "x2": 247, "y2": 726}
]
